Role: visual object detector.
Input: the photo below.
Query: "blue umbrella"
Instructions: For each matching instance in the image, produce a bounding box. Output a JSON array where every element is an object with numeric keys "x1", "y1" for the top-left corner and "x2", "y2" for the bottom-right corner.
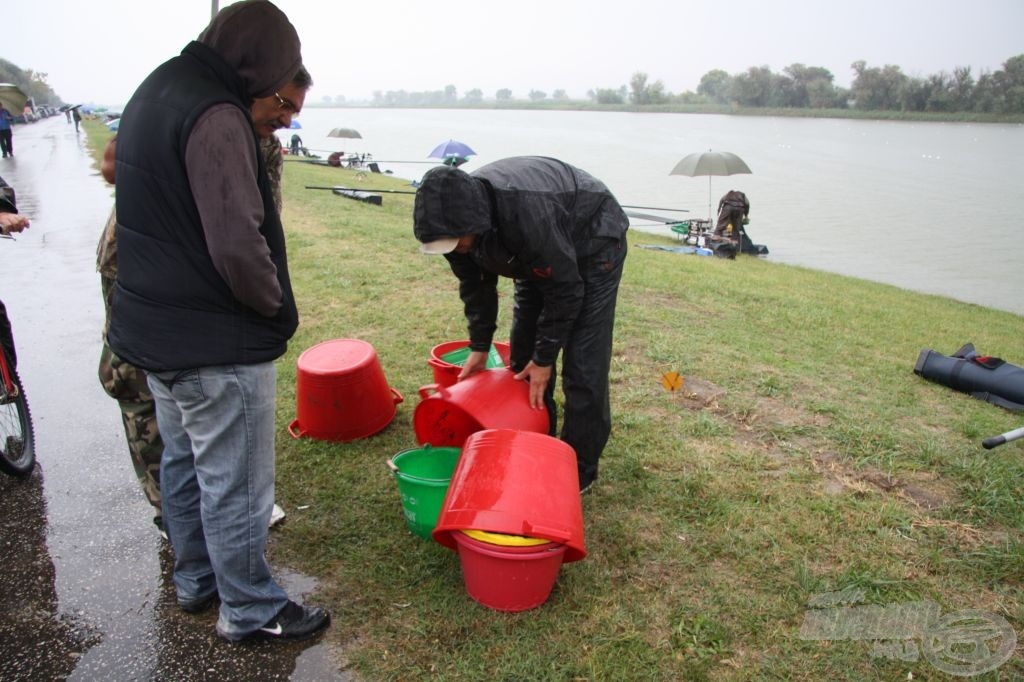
[
  {"x1": 289, "y1": 119, "x2": 301, "y2": 129},
  {"x1": 428, "y1": 139, "x2": 476, "y2": 160}
]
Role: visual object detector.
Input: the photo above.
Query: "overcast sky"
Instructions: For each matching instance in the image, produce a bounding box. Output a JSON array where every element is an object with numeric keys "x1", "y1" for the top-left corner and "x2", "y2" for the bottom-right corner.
[{"x1": 6, "y1": 0, "x2": 1023, "y2": 107}]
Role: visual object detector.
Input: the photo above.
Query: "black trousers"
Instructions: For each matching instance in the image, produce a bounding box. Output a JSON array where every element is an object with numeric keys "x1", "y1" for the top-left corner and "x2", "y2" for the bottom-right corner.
[
  {"x1": 0, "y1": 129, "x2": 12, "y2": 156},
  {"x1": 509, "y1": 237, "x2": 627, "y2": 486}
]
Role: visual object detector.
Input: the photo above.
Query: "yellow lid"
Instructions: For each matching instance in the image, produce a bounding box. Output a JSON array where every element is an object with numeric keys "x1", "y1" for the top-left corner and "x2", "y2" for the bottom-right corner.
[{"x1": 460, "y1": 529, "x2": 550, "y2": 547}]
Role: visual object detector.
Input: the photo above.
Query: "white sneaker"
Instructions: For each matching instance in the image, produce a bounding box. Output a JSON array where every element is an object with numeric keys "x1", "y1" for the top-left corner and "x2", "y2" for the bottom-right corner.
[{"x1": 270, "y1": 503, "x2": 286, "y2": 527}]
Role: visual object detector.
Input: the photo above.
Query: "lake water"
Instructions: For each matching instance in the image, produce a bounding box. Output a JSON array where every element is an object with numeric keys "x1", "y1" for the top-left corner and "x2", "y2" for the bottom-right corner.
[{"x1": 280, "y1": 108, "x2": 1023, "y2": 317}]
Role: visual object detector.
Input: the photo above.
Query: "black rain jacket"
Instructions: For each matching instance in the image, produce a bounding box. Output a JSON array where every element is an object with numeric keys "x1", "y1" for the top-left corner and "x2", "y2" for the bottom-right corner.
[{"x1": 442, "y1": 156, "x2": 627, "y2": 366}]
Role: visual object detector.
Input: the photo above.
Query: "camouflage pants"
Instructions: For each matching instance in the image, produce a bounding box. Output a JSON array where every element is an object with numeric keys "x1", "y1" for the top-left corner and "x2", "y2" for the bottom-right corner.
[{"x1": 98, "y1": 276, "x2": 162, "y2": 512}]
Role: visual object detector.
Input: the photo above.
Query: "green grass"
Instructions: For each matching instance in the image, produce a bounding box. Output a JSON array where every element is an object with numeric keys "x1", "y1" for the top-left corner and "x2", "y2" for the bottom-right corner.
[{"x1": 85, "y1": 120, "x2": 1023, "y2": 680}]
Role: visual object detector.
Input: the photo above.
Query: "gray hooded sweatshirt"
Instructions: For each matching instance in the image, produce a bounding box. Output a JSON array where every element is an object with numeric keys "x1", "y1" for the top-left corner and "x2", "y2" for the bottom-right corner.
[{"x1": 187, "y1": 0, "x2": 301, "y2": 317}]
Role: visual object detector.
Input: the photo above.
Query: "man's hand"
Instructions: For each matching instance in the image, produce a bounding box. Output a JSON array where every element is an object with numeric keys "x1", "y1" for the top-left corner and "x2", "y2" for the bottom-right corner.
[
  {"x1": 513, "y1": 361, "x2": 552, "y2": 409},
  {"x1": 456, "y1": 350, "x2": 491, "y2": 381},
  {"x1": 0, "y1": 212, "x2": 30, "y2": 236}
]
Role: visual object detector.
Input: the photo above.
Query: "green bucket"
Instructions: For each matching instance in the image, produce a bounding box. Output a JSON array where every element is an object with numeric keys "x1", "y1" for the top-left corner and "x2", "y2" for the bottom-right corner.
[
  {"x1": 439, "y1": 344, "x2": 505, "y2": 368},
  {"x1": 387, "y1": 445, "x2": 461, "y2": 539}
]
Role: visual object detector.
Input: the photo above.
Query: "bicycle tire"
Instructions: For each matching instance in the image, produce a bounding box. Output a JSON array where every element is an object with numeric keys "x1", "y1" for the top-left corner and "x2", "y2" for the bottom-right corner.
[{"x1": 0, "y1": 345, "x2": 35, "y2": 477}]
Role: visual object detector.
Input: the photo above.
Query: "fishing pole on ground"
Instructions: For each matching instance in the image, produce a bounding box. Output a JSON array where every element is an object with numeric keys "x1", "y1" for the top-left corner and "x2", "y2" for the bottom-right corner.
[
  {"x1": 305, "y1": 185, "x2": 419, "y2": 195},
  {"x1": 292, "y1": 149, "x2": 438, "y2": 164}
]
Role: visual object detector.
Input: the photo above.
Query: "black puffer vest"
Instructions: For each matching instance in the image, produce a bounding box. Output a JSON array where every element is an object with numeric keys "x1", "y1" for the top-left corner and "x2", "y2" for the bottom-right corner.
[{"x1": 109, "y1": 41, "x2": 298, "y2": 372}]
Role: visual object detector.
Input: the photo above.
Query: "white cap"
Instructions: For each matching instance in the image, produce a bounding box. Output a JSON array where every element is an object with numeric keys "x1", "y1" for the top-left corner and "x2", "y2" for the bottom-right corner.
[{"x1": 419, "y1": 237, "x2": 460, "y2": 255}]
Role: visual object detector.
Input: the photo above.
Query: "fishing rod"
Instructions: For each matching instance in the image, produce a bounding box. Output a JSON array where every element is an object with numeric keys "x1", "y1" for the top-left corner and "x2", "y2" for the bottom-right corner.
[
  {"x1": 306, "y1": 185, "x2": 419, "y2": 195},
  {"x1": 621, "y1": 205, "x2": 690, "y2": 212},
  {"x1": 982, "y1": 425, "x2": 1024, "y2": 450},
  {"x1": 290, "y1": 152, "x2": 438, "y2": 165},
  {"x1": 624, "y1": 210, "x2": 690, "y2": 225}
]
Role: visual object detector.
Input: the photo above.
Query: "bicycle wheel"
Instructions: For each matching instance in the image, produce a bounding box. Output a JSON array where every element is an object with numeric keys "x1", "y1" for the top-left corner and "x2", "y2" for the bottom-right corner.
[{"x1": 0, "y1": 345, "x2": 35, "y2": 477}]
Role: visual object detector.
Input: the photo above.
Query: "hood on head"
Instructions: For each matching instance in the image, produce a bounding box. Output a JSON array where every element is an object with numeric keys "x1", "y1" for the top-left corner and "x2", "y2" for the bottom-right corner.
[
  {"x1": 413, "y1": 166, "x2": 491, "y2": 245},
  {"x1": 198, "y1": 0, "x2": 301, "y2": 99}
]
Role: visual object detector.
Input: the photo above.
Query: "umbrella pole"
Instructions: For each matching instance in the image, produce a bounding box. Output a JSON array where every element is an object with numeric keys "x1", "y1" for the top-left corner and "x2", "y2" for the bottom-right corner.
[{"x1": 708, "y1": 176, "x2": 713, "y2": 223}]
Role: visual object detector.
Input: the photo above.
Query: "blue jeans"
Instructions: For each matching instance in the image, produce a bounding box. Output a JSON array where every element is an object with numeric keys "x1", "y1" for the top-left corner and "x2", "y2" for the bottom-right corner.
[{"x1": 147, "y1": 362, "x2": 287, "y2": 638}]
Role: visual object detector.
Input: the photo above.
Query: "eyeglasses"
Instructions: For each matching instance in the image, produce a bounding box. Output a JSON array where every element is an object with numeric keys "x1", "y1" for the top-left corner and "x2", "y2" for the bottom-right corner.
[{"x1": 273, "y1": 92, "x2": 299, "y2": 116}]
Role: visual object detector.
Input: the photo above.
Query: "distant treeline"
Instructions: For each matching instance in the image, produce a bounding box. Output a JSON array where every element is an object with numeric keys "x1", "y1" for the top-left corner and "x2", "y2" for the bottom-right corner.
[
  {"x1": 338, "y1": 55, "x2": 1024, "y2": 119},
  {"x1": 5, "y1": 51, "x2": 1022, "y2": 121}
]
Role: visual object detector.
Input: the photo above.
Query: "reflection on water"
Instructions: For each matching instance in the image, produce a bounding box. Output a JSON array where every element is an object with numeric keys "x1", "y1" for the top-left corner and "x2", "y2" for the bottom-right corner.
[{"x1": 282, "y1": 108, "x2": 1024, "y2": 316}]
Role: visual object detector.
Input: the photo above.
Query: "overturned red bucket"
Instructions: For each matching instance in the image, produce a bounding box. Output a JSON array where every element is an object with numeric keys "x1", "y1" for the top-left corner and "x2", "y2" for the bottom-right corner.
[
  {"x1": 433, "y1": 429, "x2": 586, "y2": 562},
  {"x1": 413, "y1": 370, "x2": 548, "y2": 447},
  {"x1": 288, "y1": 339, "x2": 403, "y2": 442}
]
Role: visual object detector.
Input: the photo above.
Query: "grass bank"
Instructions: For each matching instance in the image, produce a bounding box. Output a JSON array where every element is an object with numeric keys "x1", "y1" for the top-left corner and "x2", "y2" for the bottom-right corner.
[{"x1": 87, "y1": 121, "x2": 1022, "y2": 680}]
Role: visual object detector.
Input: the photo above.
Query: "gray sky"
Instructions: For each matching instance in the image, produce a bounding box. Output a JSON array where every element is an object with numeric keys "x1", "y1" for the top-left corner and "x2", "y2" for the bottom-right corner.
[{"x1": 6, "y1": 0, "x2": 1023, "y2": 107}]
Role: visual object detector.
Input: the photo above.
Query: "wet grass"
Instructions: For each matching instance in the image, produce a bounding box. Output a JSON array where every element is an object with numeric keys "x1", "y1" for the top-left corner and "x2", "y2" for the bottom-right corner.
[{"x1": 84, "y1": 120, "x2": 1023, "y2": 680}]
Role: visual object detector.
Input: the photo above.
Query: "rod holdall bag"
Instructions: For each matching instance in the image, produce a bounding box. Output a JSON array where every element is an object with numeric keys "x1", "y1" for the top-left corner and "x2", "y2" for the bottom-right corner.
[{"x1": 914, "y1": 342, "x2": 1024, "y2": 411}]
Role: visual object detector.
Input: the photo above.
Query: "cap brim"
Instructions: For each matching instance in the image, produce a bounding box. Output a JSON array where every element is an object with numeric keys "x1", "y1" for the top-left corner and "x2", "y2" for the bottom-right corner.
[{"x1": 420, "y1": 237, "x2": 460, "y2": 255}]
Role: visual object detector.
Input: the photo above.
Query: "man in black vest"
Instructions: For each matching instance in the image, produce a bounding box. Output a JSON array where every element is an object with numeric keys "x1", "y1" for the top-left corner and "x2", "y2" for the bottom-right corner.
[
  {"x1": 95, "y1": 64, "x2": 313, "y2": 542},
  {"x1": 108, "y1": 1, "x2": 328, "y2": 643}
]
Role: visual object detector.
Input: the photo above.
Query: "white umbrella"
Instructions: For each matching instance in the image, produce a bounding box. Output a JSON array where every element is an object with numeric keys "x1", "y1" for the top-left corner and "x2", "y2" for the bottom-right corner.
[{"x1": 670, "y1": 150, "x2": 752, "y2": 222}]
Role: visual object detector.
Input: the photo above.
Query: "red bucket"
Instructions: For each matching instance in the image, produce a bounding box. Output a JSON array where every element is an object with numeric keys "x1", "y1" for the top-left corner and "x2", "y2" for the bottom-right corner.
[
  {"x1": 427, "y1": 340, "x2": 512, "y2": 388},
  {"x1": 413, "y1": 370, "x2": 549, "y2": 447},
  {"x1": 452, "y1": 530, "x2": 567, "y2": 612},
  {"x1": 288, "y1": 339, "x2": 403, "y2": 442},
  {"x1": 433, "y1": 429, "x2": 586, "y2": 562}
]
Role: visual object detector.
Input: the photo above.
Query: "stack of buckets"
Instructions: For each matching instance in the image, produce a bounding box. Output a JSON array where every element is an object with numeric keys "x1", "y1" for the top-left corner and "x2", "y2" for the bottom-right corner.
[{"x1": 387, "y1": 341, "x2": 586, "y2": 612}]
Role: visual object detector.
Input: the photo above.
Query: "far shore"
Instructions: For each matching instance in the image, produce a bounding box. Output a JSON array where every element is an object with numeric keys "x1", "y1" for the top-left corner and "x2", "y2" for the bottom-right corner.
[{"x1": 302, "y1": 101, "x2": 1024, "y2": 125}]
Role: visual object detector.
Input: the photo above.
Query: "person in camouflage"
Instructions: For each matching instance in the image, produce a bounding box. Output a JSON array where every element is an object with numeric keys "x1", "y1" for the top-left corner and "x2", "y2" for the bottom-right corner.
[
  {"x1": 97, "y1": 65, "x2": 312, "y2": 534},
  {"x1": 96, "y1": 140, "x2": 164, "y2": 527},
  {"x1": 261, "y1": 135, "x2": 285, "y2": 213}
]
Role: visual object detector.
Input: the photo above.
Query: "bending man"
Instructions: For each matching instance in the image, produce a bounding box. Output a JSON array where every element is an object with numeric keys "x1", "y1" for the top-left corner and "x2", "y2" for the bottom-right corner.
[{"x1": 413, "y1": 157, "x2": 629, "y2": 492}]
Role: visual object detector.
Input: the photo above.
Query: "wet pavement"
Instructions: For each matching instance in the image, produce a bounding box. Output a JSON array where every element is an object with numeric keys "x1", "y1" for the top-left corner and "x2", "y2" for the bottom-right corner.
[{"x1": 0, "y1": 117, "x2": 349, "y2": 681}]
